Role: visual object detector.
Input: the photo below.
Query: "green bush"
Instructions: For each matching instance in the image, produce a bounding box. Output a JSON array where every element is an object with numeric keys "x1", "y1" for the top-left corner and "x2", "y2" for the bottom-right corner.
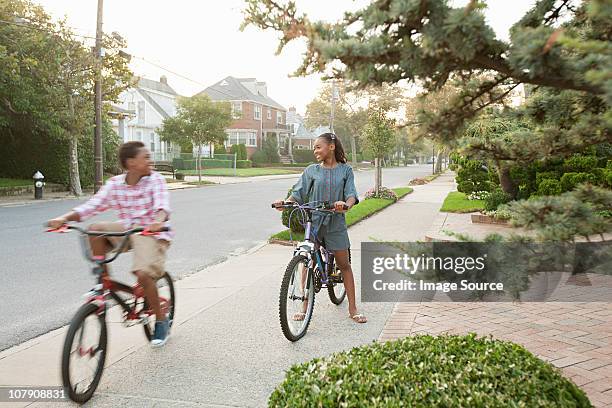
[
  {"x1": 455, "y1": 159, "x2": 491, "y2": 194},
  {"x1": 292, "y1": 148, "x2": 316, "y2": 164},
  {"x1": 347, "y1": 152, "x2": 363, "y2": 162},
  {"x1": 484, "y1": 189, "x2": 512, "y2": 211},
  {"x1": 172, "y1": 159, "x2": 233, "y2": 170},
  {"x1": 251, "y1": 150, "x2": 268, "y2": 164},
  {"x1": 560, "y1": 172, "x2": 598, "y2": 192},
  {"x1": 457, "y1": 181, "x2": 476, "y2": 194},
  {"x1": 607, "y1": 160, "x2": 612, "y2": 170},
  {"x1": 603, "y1": 169, "x2": 612, "y2": 188},
  {"x1": 236, "y1": 160, "x2": 252, "y2": 168},
  {"x1": 263, "y1": 137, "x2": 280, "y2": 163},
  {"x1": 537, "y1": 179, "x2": 562, "y2": 196},
  {"x1": 535, "y1": 171, "x2": 560, "y2": 187},
  {"x1": 213, "y1": 144, "x2": 227, "y2": 155},
  {"x1": 214, "y1": 154, "x2": 235, "y2": 161},
  {"x1": 230, "y1": 144, "x2": 247, "y2": 161},
  {"x1": 269, "y1": 334, "x2": 591, "y2": 407},
  {"x1": 564, "y1": 154, "x2": 599, "y2": 173}
]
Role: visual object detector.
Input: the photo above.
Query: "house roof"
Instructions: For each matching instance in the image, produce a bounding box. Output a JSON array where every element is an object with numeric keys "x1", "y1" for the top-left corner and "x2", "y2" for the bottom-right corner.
[
  {"x1": 198, "y1": 76, "x2": 286, "y2": 111},
  {"x1": 137, "y1": 77, "x2": 177, "y2": 96}
]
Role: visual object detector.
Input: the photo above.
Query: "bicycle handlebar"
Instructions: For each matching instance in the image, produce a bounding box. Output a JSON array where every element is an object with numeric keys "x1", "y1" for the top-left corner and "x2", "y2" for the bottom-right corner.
[{"x1": 46, "y1": 224, "x2": 170, "y2": 266}]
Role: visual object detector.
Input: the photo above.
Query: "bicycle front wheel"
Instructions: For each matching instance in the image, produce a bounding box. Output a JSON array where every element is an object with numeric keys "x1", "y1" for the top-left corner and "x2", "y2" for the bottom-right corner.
[
  {"x1": 61, "y1": 302, "x2": 107, "y2": 403},
  {"x1": 279, "y1": 255, "x2": 315, "y2": 342}
]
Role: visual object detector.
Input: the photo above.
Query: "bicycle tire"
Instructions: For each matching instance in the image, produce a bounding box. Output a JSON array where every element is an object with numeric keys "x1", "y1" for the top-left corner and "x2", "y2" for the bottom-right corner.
[
  {"x1": 328, "y1": 248, "x2": 349, "y2": 304},
  {"x1": 143, "y1": 272, "x2": 176, "y2": 341},
  {"x1": 279, "y1": 255, "x2": 315, "y2": 342},
  {"x1": 61, "y1": 302, "x2": 107, "y2": 403}
]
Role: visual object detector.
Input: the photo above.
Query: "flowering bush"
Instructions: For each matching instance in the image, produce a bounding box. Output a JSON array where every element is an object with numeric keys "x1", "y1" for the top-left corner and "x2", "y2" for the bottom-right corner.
[
  {"x1": 468, "y1": 190, "x2": 489, "y2": 201},
  {"x1": 364, "y1": 186, "x2": 398, "y2": 202}
]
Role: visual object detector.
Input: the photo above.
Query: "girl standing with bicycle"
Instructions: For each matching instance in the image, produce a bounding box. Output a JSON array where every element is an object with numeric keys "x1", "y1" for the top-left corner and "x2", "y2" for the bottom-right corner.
[{"x1": 273, "y1": 133, "x2": 367, "y2": 324}]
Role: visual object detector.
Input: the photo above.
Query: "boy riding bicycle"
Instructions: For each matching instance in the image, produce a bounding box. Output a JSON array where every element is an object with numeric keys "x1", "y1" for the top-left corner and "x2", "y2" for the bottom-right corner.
[{"x1": 47, "y1": 141, "x2": 174, "y2": 347}]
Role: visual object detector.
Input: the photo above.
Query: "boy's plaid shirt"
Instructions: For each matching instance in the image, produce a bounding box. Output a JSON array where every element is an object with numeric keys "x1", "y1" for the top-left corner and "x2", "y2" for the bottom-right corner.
[{"x1": 74, "y1": 171, "x2": 173, "y2": 241}]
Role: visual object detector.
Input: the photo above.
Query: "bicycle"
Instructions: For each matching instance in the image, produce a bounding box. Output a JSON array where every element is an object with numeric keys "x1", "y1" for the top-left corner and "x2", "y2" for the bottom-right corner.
[
  {"x1": 271, "y1": 201, "x2": 349, "y2": 341},
  {"x1": 47, "y1": 225, "x2": 175, "y2": 403}
]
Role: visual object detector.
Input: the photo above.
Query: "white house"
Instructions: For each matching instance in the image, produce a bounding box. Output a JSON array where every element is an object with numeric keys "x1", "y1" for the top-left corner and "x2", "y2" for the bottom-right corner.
[{"x1": 111, "y1": 76, "x2": 182, "y2": 162}]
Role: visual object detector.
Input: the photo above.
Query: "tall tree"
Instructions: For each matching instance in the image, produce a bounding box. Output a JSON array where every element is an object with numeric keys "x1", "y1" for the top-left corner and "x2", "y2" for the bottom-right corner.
[
  {"x1": 0, "y1": 0, "x2": 131, "y2": 194},
  {"x1": 362, "y1": 108, "x2": 396, "y2": 194},
  {"x1": 159, "y1": 95, "x2": 233, "y2": 183}
]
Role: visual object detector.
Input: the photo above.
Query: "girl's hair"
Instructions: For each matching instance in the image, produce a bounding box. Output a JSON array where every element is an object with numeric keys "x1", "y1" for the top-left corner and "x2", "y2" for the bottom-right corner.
[{"x1": 317, "y1": 133, "x2": 347, "y2": 163}]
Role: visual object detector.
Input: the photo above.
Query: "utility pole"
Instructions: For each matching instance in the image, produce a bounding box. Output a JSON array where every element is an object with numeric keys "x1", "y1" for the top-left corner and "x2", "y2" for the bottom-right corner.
[
  {"x1": 93, "y1": 0, "x2": 104, "y2": 192},
  {"x1": 330, "y1": 80, "x2": 336, "y2": 133}
]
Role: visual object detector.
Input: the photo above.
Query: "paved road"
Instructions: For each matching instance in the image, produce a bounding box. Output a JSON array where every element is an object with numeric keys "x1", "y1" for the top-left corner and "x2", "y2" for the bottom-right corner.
[{"x1": 0, "y1": 165, "x2": 432, "y2": 350}]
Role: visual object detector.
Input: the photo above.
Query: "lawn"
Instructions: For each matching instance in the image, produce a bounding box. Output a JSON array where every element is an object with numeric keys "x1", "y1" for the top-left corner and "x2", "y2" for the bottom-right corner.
[
  {"x1": 185, "y1": 180, "x2": 217, "y2": 186},
  {"x1": 0, "y1": 178, "x2": 33, "y2": 188},
  {"x1": 270, "y1": 187, "x2": 413, "y2": 241},
  {"x1": 440, "y1": 191, "x2": 485, "y2": 213},
  {"x1": 180, "y1": 168, "x2": 301, "y2": 177}
]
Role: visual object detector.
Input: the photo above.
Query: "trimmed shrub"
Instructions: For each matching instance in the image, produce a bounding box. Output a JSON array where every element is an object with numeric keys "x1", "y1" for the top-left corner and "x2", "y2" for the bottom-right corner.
[
  {"x1": 535, "y1": 171, "x2": 560, "y2": 187},
  {"x1": 292, "y1": 148, "x2": 316, "y2": 164},
  {"x1": 455, "y1": 159, "x2": 491, "y2": 194},
  {"x1": 564, "y1": 154, "x2": 599, "y2": 173},
  {"x1": 560, "y1": 172, "x2": 598, "y2": 192},
  {"x1": 484, "y1": 189, "x2": 512, "y2": 211},
  {"x1": 236, "y1": 160, "x2": 252, "y2": 168},
  {"x1": 537, "y1": 179, "x2": 562, "y2": 196},
  {"x1": 364, "y1": 186, "x2": 399, "y2": 202},
  {"x1": 213, "y1": 143, "x2": 227, "y2": 155},
  {"x1": 263, "y1": 137, "x2": 280, "y2": 163},
  {"x1": 214, "y1": 154, "x2": 235, "y2": 161},
  {"x1": 269, "y1": 334, "x2": 591, "y2": 407},
  {"x1": 172, "y1": 159, "x2": 233, "y2": 170},
  {"x1": 230, "y1": 144, "x2": 247, "y2": 161},
  {"x1": 251, "y1": 150, "x2": 268, "y2": 164},
  {"x1": 457, "y1": 180, "x2": 476, "y2": 194}
]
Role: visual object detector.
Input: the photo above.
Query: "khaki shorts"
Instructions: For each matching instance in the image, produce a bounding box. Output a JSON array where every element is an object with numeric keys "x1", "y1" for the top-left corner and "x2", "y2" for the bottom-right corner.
[{"x1": 90, "y1": 222, "x2": 170, "y2": 280}]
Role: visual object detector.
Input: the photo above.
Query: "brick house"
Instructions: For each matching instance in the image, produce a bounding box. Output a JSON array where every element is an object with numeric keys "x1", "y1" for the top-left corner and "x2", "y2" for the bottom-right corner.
[{"x1": 197, "y1": 77, "x2": 290, "y2": 159}]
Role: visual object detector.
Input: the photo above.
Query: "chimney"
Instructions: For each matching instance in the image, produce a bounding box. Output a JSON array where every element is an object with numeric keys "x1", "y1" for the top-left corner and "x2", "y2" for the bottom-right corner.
[
  {"x1": 160, "y1": 75, "x2": 168, "y2": 85},
  {"x1": 255, "y1": 81, "x2": 267, "y2": 97}
]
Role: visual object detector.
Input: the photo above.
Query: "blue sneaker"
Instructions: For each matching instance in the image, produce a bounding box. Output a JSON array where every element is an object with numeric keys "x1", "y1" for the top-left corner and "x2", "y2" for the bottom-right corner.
[{"x1": 151, "y1": 319, "x2": 169, "y2": 348}]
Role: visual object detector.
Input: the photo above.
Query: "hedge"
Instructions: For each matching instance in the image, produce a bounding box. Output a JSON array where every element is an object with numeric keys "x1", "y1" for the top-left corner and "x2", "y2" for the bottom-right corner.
[
  {"x1": 560, "y1": 172, "x2": 598, "y2": 192},
  {"x1": 537, "y1": 179, "x2": 563, "y2": 196},
  {"x1": 172, "y1": 158, "x2": 233, "y2": 170},
  {"x1": 230, "y1": 144, "x2": 247, "y2": 161},
  {"x1": 292, "y1": 148, "x2": 316, "y2": 164},
  {"x1": 269, "y1": 334, "x2": 591, "y2": 407},
  {"x1": 236, "y1": 160, "x2": 252, "y2": 168}
]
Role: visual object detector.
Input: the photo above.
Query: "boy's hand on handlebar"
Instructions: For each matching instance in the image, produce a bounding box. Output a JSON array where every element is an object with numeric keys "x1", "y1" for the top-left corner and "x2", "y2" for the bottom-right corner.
[
  {"x1": 334, "y1": 201, "x2": 349, "y2": 213},
  {"x1": 47, "y1": 217, "x2": 67, "y2": 229}
]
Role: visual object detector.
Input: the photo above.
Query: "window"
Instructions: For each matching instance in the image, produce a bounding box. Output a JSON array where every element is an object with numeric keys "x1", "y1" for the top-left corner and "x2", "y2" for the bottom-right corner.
[
  {"x1": 267, "y1": 108, "x2": 272, "y2": 120},
  {"x1": 135, "y1": 131, "x2": 142, "y2": 141},
  {"x1": 128, "y1": 102, "x2": 135, "y2": 113},
  {"x1": 137, "y1": 101, "x2": 145, "y2": 125},
  {"x1": 226, "y1": 131, "x2": 257, "y2": 147},
  {"x1": 166, "y1": 143, "x2": 172, "y2": 153},
  {"x1": 277, "y1": 111, "x2": 283, "y2": 124},
  {"x1": 150, "y1": 133, "x2": 156, "y2": 152},
  {"x1": 231, "y1": 101, "x2": 242, "y2": 118},
  {"x1": 254, "y1": 104, "x2": 261, "y2": 120}
]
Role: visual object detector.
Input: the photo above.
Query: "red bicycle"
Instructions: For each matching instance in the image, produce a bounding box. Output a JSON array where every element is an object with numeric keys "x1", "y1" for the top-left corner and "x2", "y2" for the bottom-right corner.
[{"x1": 48, "y1": 225, "x2": 175, "y2": 403}]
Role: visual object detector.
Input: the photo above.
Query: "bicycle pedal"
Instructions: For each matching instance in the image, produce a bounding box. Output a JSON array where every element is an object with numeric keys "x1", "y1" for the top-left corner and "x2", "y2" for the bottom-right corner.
[{"x1": 122, "y1": 319, "x2": 140, "y2": 327}]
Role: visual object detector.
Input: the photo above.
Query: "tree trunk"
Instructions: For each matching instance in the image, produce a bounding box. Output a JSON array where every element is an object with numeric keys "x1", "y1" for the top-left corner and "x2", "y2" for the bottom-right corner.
[
  {"x1": 67, "y1": 94, "x2": 82, "y2": 196},
  {"x1": 374, "y1": 158, "x2": 380, "y2": 195},
  {"x1": 350, "y1": 135, "x2": 357, "y2": 167},
  {"x1": 434, "y1": 150, "x2": 444, "y2": 173},
  {"x1": 197, "y1": 145, "x2": 202, "y2": 184},
  {"x1": 497, "y1": 163, "x2": 517, "y2": 199}
]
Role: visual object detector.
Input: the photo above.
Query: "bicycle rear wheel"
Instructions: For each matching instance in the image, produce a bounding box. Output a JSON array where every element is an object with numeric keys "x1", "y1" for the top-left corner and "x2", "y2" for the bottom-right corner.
[
  {"x1": 143, "y1": 272, "x2": 176, "y2": 341},
  {"x1": 61, "y1": 302, "x2": 107, "y2": 403},
  {"x1": 328, "y1": 269, "x2": 346, "y2": 305},
  {"x1": 279, "y1": 255, "x2": 315, "y2": 341}
]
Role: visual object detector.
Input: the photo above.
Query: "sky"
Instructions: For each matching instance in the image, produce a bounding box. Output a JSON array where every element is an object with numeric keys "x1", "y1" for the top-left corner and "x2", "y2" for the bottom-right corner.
[{"x1": 34, "y1": 0, "x2": 537, "y2": 115}]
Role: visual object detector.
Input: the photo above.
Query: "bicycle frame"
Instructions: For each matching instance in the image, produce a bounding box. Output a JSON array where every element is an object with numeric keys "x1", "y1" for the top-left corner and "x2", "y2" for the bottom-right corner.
[{"x1": 51, "y1": 225, "x2": 170, "y2": 324}]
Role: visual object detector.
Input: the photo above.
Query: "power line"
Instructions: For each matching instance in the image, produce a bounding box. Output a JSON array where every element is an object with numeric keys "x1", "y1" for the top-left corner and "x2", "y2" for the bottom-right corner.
[{"x1": 0, "y1": 18, "x2": 98, "y2": 41}]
